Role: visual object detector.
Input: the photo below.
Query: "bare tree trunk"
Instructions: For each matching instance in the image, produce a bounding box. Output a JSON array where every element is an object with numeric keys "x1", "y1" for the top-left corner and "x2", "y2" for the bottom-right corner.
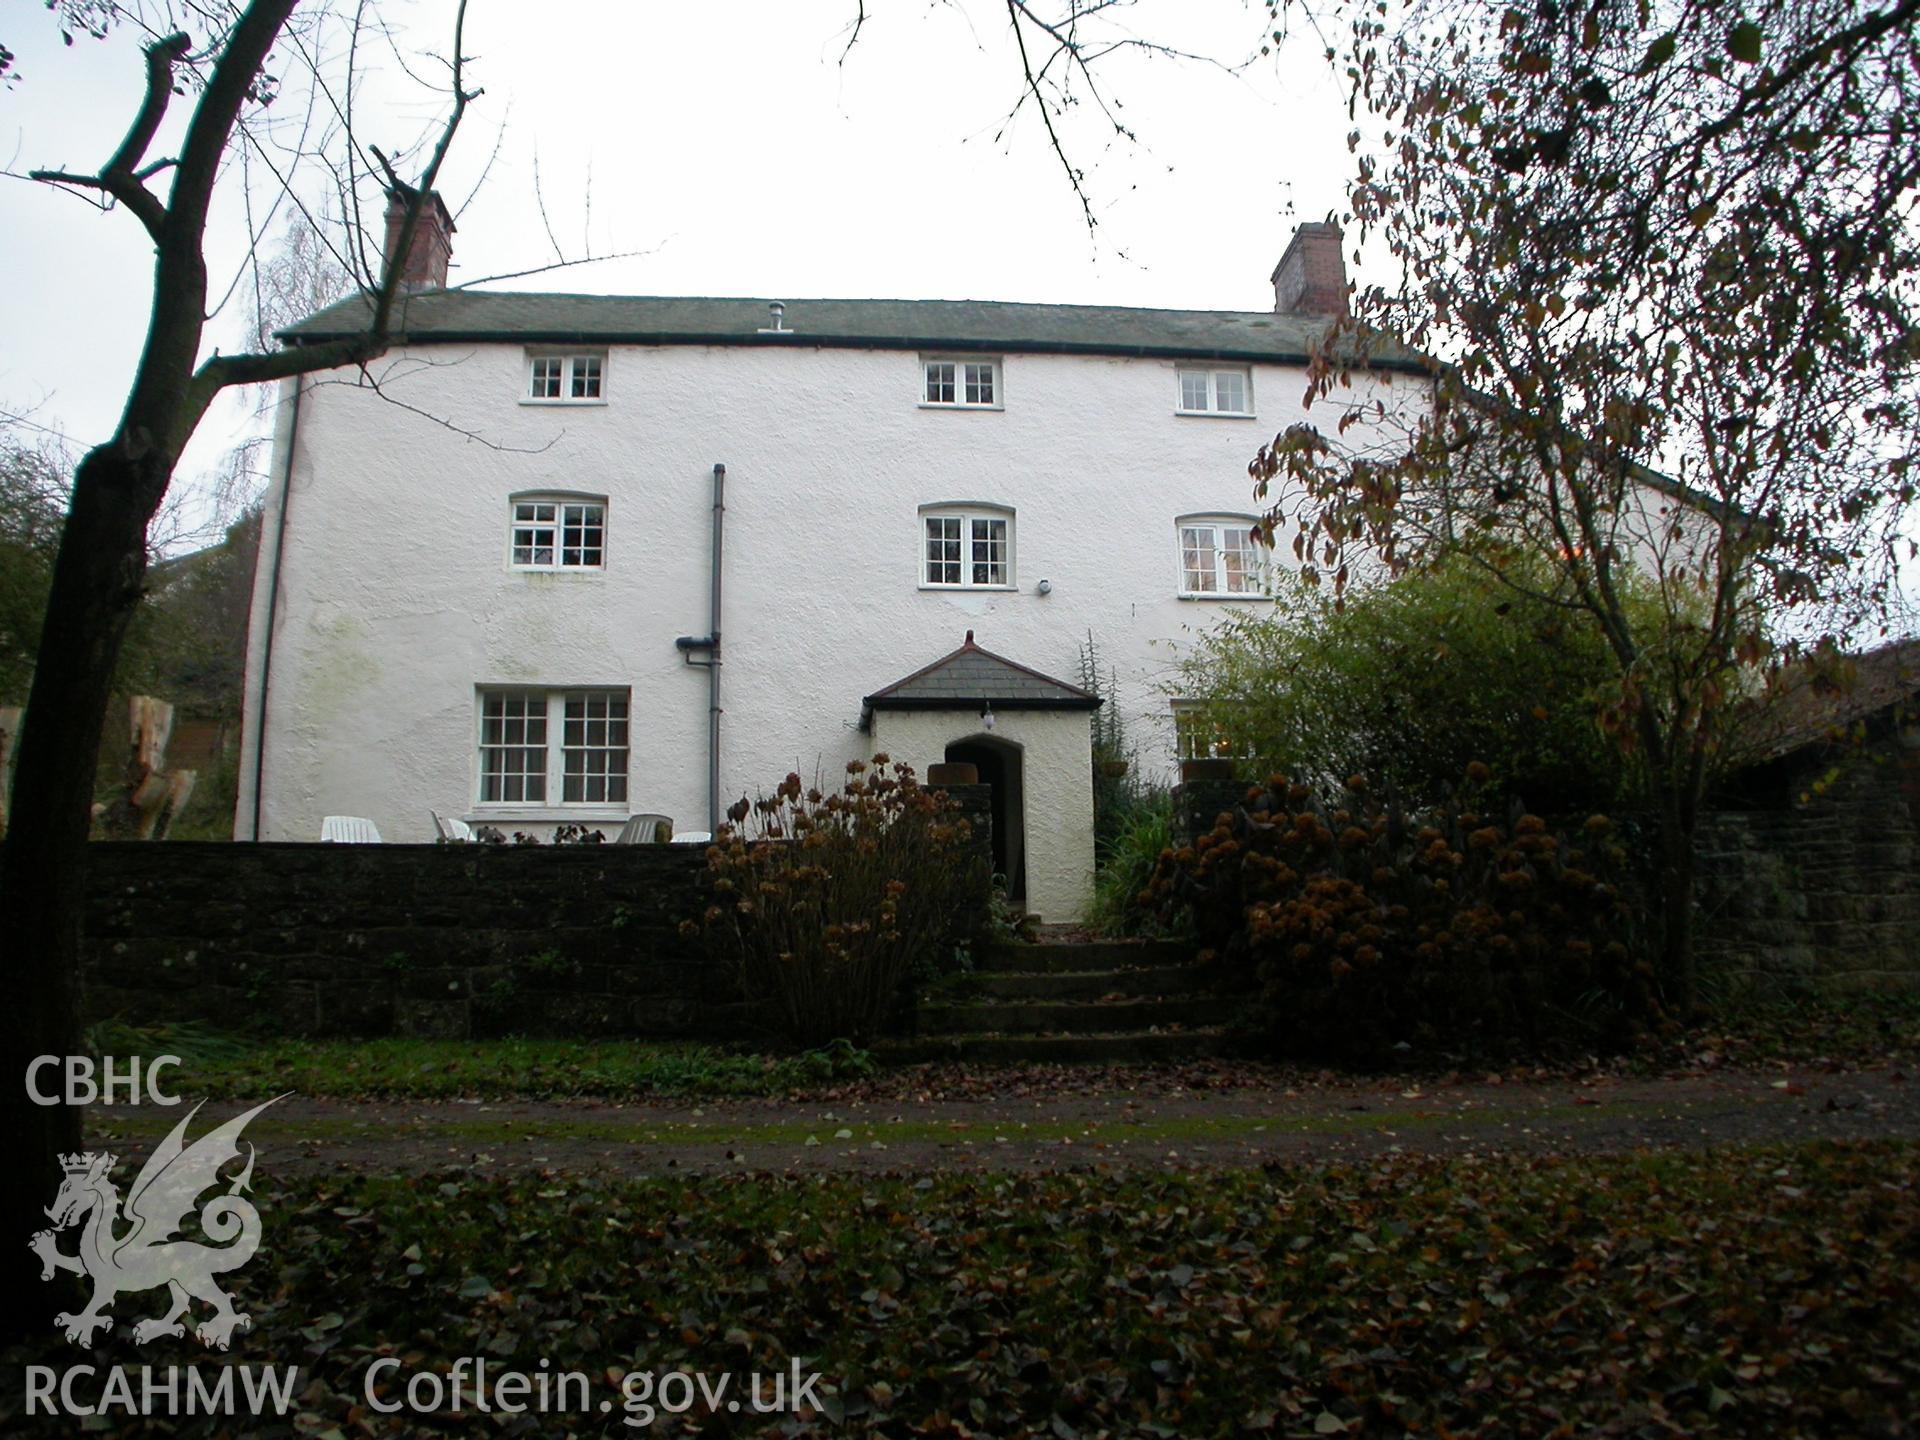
[
  {"x1": 0, "y1": 0, "x2": 475, "y2": 1342},
  {"x1": 0, "y1": 707, "x2": 20, "y2": 841},
  {"x1": 0, "y1": 443, "x2": 163, "y2": 1339}
]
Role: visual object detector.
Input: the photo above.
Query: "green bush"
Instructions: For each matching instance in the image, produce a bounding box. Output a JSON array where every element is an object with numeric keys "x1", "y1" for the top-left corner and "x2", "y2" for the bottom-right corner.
[
  {"x1": 1087, "y1": 789, "x2": 1173, "y2": 937},
  {"x1": 1171, "y1": 554, "x2": 1664, "y2": 814},
  {"x1": 694, "y1": 757, "x2": 981, "y2": 1047},
  {"x1": 1145, "y1": 769, "x2": 1659, "y2": 1064}
]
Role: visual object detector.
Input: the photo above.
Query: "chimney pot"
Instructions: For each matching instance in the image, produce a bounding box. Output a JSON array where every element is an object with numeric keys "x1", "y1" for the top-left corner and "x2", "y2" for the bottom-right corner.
[
  {"x1": 383, "y1": 187, "x2": 456, "y2": 291},
  {"x1": 1271, "y1": 221, "x2": 1349, "y2": 318}
]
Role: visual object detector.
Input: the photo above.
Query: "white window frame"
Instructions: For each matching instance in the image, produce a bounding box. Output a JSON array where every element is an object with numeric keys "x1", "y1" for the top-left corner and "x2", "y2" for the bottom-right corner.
[
  {"x1": 507, "y1": 492, "x2": 608, "y2": 572},
  {"x1": 475, "y1": 687, "x2": 632, "y2": 814},
  {"x1": 1171, "y1": 700, "x2": 1257, "y2": 763},
  {"x1": 919, "y1": 503, "x2": 1015, "y2": 590},
  {"x1": 1174, "y1": 366, "x2": 1255, "y2": 417},
  {"x1": 523, "y1": 351, "x2": 608, "y2": 405},
  {"x1": 920, "y1": 355, "x2": 1003, "y2": 410},
  {"x1": 1176, "y1": 514, "x2": 1266, "y2": 599}
]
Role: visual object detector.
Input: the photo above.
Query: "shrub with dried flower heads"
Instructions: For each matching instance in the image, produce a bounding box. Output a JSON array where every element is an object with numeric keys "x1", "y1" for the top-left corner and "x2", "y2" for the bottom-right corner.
[
  {"x1": 690, "y1": 756, "x2": 982, "y2": 1047},
  {"x1": 1145, "y1": 768, "x2": 1658, "y2": 1064}
]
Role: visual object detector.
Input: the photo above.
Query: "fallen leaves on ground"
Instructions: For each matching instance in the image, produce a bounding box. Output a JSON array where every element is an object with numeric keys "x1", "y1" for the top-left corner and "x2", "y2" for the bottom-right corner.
[{"x1": 4, "y1": 1141, "x2": 1915, "y2": 1437}]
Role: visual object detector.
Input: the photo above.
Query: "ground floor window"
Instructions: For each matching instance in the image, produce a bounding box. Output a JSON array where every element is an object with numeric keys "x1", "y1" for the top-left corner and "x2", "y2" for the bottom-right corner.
[
  {"x1": 1171, "y1": 700, "x2": 1254, "y2": 763},
  {"x1": 478, "y1": 688, "x2": 630, "y2": 805}
]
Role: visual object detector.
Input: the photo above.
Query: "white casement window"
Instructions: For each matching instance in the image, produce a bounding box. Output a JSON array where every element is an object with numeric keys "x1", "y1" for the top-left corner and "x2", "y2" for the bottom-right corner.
[
  {"x1": 920, "y1": 505, "x2": 1013, "y2": 588},
  {"x1": 478, "y1": 689, "x2": 630, "y2": 807},
  {"x1": 922, "y1": 356, "x2": 1001, "y2": 408},
  {"x1": 1171, "y1": 701, "x2": 1255, "y2": 763},
  {"x1": 1175, "y1": 367, "x2": 1253, "y2": 416},
  {"x1": 525, "y1": 352, "x2": 606, "y2": 403},
  {"x1": 509, "y1": 495, "x2": 606, "y2": 570},
  {"x1": 1177, "y1": 515, "x2": 1264, "y2": 598}
]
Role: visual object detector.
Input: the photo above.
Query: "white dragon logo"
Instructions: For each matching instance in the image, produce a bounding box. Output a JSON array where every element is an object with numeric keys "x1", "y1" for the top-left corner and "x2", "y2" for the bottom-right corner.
[{"x1": 28, "y1": 1097, "x2": 282, "y2": 1350}]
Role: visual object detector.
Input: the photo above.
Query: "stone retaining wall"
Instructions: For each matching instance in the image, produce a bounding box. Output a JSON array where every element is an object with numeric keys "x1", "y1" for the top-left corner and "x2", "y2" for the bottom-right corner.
[
  {"x1": 74, "y1": 783, "x2": 995, "y2": 1039},
  {"x1": 82, "y1": 841, "x2": 732, "y2": 1039},
  {"x1": 1693, "y1": 729, "x2": 1920, "y2": 990},
  {"x1": 1171, "y1": 728, "x2": 1920, "y2": 992}
]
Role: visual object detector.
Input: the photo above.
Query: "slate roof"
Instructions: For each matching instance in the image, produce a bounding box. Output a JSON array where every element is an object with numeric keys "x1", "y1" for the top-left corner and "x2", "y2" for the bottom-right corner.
[
  {"x1": 279, "y1": 289, "x2": 1423, "y2": 369},
  {"x1": 1736, "y1": 638, "x2": 1920, "y2": 764},
  {"x1": 863, "y1": 632, "x2": 1102, "y2": 721}
]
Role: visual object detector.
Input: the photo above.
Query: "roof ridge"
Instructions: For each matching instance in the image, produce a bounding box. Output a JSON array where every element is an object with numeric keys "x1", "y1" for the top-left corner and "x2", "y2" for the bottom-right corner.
[
  {"x1": 959, "y1": 632, "x2": 1098, "y2": 701},
  {"x1": 277, "y1": 291, "x2": 1424, "y2": 371},
  {"x1": 863, "y1": 631, "x2": 1100, "y2": 709},
  {"x1": 297, "y1": 289, "x2": 1298, "y2": 319}
]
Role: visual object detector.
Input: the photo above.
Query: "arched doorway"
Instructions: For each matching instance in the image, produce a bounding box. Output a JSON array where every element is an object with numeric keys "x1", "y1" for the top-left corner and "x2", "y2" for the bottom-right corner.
[{"x1": 945, "y1": 734, "x2": 1025, "y2": 902}]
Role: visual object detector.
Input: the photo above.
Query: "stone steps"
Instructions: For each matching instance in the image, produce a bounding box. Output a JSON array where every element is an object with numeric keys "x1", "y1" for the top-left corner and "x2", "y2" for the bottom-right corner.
[
  {"x1": 917, "y1": 995, "x2": 1237, "y2": 1037},
  {"x1": 971, "y1": 965, "x2": 1212, "y2": 1001},
  {"x1": 981, "y1": 939, "x2": 1195, "y2": 973},
  {"x1": 890, "y1": 932, "x2": 1238, "y2": 1064}
]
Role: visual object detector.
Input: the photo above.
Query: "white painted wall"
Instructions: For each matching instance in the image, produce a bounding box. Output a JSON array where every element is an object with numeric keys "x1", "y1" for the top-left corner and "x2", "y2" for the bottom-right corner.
[{"x1": 238, "y1": 334, "x2": 1418, "y2": 918}]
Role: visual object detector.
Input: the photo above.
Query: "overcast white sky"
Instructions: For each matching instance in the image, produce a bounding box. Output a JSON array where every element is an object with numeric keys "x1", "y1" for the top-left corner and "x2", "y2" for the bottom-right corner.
[{"x1": 0, "y1": 0, "x2": 1359, "y2": 537}]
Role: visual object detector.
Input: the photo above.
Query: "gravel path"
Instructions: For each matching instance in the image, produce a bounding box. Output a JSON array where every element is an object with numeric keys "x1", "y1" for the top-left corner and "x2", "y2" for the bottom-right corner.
[{"x1": 87, "y1": 1065, "x2": 1920, "y2": 1176}]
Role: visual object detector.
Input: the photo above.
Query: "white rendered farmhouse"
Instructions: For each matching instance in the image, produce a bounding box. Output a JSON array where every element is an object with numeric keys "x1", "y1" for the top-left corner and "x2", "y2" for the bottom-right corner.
[{"x1": 237, "y1": 199, "x2": 1422, "y2": 921}]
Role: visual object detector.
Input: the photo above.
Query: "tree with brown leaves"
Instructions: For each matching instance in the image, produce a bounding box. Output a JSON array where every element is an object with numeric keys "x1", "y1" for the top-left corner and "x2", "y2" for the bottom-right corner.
[{"x1": 1255, "y1": 0, "x2": 1919, "y2": 1000}]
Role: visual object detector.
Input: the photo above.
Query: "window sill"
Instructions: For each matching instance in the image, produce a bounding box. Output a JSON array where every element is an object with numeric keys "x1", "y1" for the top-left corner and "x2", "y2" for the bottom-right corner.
[
  {"x1": 917, "y1": 402, "x2": 1005, "y2": 413},
  {"x1": 518, "y1": 398, "x2": 609, "y2": 408},
  {"x1": 919, "y1": 583, "x2": 1019, "y2": 593},
  {"x1": 508, "y1": 566, "x2": 608, "y2": 576},
  {"x1": 467, "y1": 807, "x2": 632, "y2": 822},
  {"x1": 1177, "y1": 591, "x2": 1271, "y2": 602},
  {"x1": 1173, "y1": 409, "x2": 1257, "y2": 420}
]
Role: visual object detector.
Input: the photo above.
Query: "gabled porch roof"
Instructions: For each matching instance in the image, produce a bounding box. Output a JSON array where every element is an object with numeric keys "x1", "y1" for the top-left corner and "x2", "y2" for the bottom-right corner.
[{"x1": 861, "y1": 631, "x2": 1101, "y2": 729}]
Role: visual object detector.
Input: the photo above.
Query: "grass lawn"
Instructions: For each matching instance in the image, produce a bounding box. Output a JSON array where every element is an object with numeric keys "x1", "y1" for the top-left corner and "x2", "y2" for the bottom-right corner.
[
  {"x1": 5, "y1": 1141, "x2": 1916, "y2": 1437},
  {"x1": 94, "y1": 1030, "x2": 876, "y2": 1101},
  {"x1": 90, "y1": 985, "x2": 1920, "y2": 1108}
]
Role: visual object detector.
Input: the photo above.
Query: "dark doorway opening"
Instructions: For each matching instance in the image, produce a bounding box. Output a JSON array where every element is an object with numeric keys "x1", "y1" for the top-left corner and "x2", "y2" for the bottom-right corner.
[{"x1": 945, "y1": 735, "x2": 1025, "y2": 902}]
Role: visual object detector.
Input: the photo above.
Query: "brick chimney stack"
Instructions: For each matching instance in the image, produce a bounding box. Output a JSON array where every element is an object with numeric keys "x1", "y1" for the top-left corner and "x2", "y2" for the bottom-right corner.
[
  {"x1": 383, "y1": 187, "x2": 455, "y2": 291},
  {"x1": 1271, "y1": 221, "x2": 1349, "y2": 318}
]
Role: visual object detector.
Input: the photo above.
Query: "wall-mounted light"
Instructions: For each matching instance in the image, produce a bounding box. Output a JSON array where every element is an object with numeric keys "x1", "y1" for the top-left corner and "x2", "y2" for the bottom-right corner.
[
  {"x1": 980, "y1": 702, "x2": 996, "y2": 731},
  {"x1": 1036, "y1": 578, "x2": 1053, "y2": 596}
]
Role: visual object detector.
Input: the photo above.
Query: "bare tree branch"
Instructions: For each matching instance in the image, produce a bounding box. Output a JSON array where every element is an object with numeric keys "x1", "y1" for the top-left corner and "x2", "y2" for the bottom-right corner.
[
  {"x1": 453, "y1": 248, "x2": 660, "y2": 292},
  {"x1": 27, "y1": 29, "x2": 187, "y2": 239},
  {"x1": 105, "y1": 29, "x2": 188, "y2": 176},
  {"x1": 188, "y1": 0, "x2": 481, "y2": 429},
  {"x1": 1004, "y1": 0, "x2": 1095, "y2": 233},
  {"x1": 839, "y1": 1, "x2": 868, "y2": 64},
  {"x1": 303, "y1": 361, "x2": 564, "y2": 455}
]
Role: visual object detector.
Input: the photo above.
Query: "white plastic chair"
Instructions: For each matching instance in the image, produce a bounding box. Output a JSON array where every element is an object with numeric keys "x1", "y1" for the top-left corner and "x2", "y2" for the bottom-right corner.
[
  {"x1": 616, "y1": 813, "x2": 672, "y2": 844},
  {"x1": 320, "y1": 815, "x2": 382, "y2": 843},
  {"x1": 669, "y1": 830, "x2": 713, "y2": 845},
  {"x1": 430, "y1": 810, "x2": 474, "y2": 842}
]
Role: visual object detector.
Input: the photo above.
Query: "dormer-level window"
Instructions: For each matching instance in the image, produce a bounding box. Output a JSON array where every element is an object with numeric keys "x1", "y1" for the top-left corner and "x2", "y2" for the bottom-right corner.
[
  {"x1": 1176, "y1": 367, "x2": 1253, "y2": 416},
  {"x1": 1177, "y1": 515, "x2": 1264, "y2": 598},
  {"x1": 921, "y1": 504, "x2": 1014, "y2": 588},
  {"x1": 510, "y1": 495, "x2": 606, "y2": 570},
  {"x1": 526, "y1": 352, "x2": 605, "y2": 403},
  {"x1": 923, "y1": 357, "x2": 1001, "y2": 408}
]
